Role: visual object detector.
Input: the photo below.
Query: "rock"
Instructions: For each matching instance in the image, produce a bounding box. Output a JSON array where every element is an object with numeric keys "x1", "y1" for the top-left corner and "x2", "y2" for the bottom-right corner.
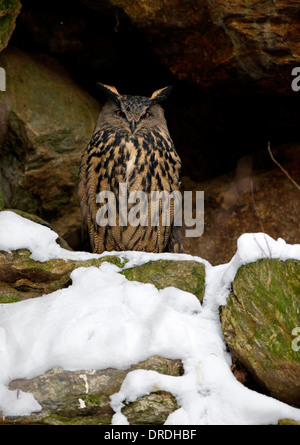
[
  {"x1": 278, "y1": 418, "x2": 300, "y2": 425},
  {"x1": 0, "y1": 0, "x2": 21, "y2": 53},
  {"x1": 221, "y1": 258, "x2": 300, "y2": 407},
  {"x1": 122, "y1": 391, "x2": 179, "y2": 425},
  {"x1": 122, "y1": 259, "x2": 205, "y2": 302},
  {"x1": 179, "y1": 143, "x2": 300, "y2": 265},
  {"x1": 104, "y1": 0, "x2": 300, "y2": 93},
  {"x1": 0, "y1": 47, "x2": 100, "y2": 245},
  {"x1": 0, "y1": 249, "x2": 123, "y2": 302},
  {"x1": 2, "y1": 356, "x2": 183, "y2": 425},
  {"x1": 0, "y1": 232, "x2": 205, "y2": 302},
  {"x1": 16, "y1": 0, "x2": 300, "y2": 93}
]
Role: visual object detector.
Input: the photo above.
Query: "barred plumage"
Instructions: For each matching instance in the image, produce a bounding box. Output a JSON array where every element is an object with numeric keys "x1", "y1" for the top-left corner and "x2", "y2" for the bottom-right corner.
[{"x1": 78, "y1": 84, "x2": 182, "y2": 253}]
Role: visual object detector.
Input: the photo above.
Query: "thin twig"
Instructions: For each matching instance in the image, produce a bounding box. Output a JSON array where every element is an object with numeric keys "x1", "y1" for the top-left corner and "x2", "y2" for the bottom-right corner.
[
  {"x1": 267, "y1": 141, "x2": 300, "y2": 191},
  {"x1": 250, "y1": 179, "x2": 272, "y2": 258}
]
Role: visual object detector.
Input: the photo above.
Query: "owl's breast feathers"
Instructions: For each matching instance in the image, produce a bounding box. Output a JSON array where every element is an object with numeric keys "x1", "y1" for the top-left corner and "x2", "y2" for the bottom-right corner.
[{"x1": 78, "y1": 125, "x2": 181, "y2": 253}]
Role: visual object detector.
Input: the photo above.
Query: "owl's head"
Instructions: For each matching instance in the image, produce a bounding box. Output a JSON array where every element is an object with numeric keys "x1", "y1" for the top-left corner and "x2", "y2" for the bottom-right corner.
[{"x1": 96, "y1": 83, "x2": 172, "y2": 134}]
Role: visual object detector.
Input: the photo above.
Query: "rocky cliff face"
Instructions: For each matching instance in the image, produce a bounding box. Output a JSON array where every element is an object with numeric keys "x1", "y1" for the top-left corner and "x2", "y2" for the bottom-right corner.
[{"x1": 86, "y1": 0, "x2": 300, "y2": 95}]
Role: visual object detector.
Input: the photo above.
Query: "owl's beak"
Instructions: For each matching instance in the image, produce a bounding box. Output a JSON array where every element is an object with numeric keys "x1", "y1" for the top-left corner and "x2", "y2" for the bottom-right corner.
[{"x1": 130, "y1": 120, "x2": 136, "y2": 133}]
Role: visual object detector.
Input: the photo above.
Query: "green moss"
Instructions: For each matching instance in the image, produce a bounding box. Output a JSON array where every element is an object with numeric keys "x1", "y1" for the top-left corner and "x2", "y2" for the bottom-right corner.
[
  {"x1": 81, "y1": 255, "x2": 125, "y2": 269},
  {"x1": 0, "y1": 15, "x2": 12, "y2": 45},
  {"x1": 0, "y1": 0, "x2": 21, "y2": 50},
  {"x1": 81, "y1": 393, "x2": 108, "y2": 408},
  {"x1": 122, "y1": 259, "x2": 205, "y2": 301},
  {"x1": 153, "y1": 361, "x2": 182, "y2": 376},
  {"x1": 0, "y1": 0, "x2": 20, "y2": 9},
  {"x1": 44, "y1": 392, "x2": 113, "y2": 425},
  {"x1": 0, "y1": 291, "x2": 21, "y2": 303},
  {"x1": 231, "y1": 258, "x2": 300, "y2": 362}
]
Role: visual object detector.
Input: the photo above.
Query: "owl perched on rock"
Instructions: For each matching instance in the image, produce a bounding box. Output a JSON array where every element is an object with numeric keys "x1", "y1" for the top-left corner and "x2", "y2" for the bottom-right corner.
[{"x1": 78, "y1": 83, "x2": 182, "y2": 253}]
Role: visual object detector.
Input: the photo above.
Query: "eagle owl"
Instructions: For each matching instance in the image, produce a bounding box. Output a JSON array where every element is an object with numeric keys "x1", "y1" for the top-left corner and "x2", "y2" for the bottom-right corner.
[{"x1": 78, "y1": 83, "x2": 182, "y2": 253}]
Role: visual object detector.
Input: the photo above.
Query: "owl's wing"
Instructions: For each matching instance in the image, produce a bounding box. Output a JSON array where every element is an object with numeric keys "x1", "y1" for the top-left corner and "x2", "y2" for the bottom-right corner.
[
  {"x1": 78, "y1": 129, "x2": 111, "y2": 252},
  {"x1": 78, "y1": 145, "x2": 93, "y2": 252}
]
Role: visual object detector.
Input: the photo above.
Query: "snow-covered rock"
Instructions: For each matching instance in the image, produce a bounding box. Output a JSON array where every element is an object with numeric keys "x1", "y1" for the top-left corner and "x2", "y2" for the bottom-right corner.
[{"x1": 0, "y1": 210, "x2": 299, "y2": 425}]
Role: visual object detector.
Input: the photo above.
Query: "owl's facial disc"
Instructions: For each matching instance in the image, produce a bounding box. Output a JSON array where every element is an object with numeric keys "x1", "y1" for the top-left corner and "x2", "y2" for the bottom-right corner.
[{"x1": 114, "y1": 95, "x2": 153, "y2": 133}]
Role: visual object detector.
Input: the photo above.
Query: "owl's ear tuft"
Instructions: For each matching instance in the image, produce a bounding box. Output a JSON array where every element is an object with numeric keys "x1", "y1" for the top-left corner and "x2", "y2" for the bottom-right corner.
[
  {"x1": 150, "y1": 86, "x2": 173, "y2": 104},
  {"x1": 97, "y1": 83, "x2": 121, "y2": 104}
]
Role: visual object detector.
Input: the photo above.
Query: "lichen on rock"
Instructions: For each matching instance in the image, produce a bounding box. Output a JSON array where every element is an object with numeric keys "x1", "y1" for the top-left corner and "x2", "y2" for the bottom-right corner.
[{"x1": 3, "y1": 356, "x2": 183, "y2": 425}]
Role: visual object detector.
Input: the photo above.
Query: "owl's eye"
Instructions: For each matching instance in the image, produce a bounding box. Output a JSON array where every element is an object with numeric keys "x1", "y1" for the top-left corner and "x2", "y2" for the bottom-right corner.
[
  {"x1": 142, "y1": 111, "x2": 151, "y2": 119},
  {"x1": 116, "y1": 109, "x2": 125, "y2": 117}
]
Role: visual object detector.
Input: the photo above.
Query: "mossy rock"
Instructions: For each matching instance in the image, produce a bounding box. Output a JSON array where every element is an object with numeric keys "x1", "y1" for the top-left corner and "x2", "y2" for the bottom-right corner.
[
  {"x1": 0, "y1": 248, "x2": 123, "y2": 301},
  {"x1": 221, "y1": 258, "x2": 300, "y2": 407},
  {"x1": 122, "y1": 391, "x2": 179, "y2": 425},
  {"x1": 0, "y1": 0, "x2": 21, "y2": 52},
  {"x1": 0, "y1": 47, "x2": 100, "y2": 240},
  {"x1": 3, "y1": 356, "x2": 183, "y2": 425},
  {"x1": 278, "y1": 418, "x2": 300, "y2": 425},
  {"x1": 122, "y1": 259, "x2": 205, "y2": 302}
]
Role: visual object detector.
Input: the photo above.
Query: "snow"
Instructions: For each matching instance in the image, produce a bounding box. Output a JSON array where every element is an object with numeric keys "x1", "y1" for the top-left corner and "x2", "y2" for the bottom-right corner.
[{"x1": 0, "y1": 210, "x2": 300, "y2": 424}]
